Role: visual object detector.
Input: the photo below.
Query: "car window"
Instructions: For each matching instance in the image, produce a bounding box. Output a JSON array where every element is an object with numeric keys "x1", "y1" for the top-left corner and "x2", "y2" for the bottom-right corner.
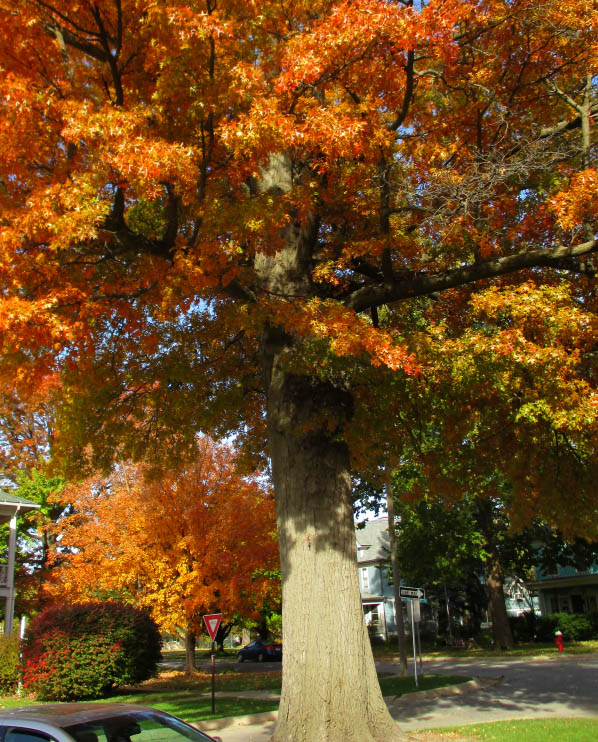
[
  {"x1": 4, "y1": 730, "x2": 53, "y2": 742},
  {"x1": 246, "y1": 642, "x2": 257, "y2": 648},
  {"x1": 65, "y1": 712, "x2": 213, "y2": 742}
]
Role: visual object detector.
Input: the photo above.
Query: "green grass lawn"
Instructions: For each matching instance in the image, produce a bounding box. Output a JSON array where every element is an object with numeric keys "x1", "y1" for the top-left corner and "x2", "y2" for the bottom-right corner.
[
  {"x1": 419, "y1": 718, "x2": 598, "y2": 741},
  {"x1": 105, "y1": 692, "x2": 279, "y2": 723},
  {"x1": 0, "y1": 672, "x2": 470, "y2": 721},
  {"x1": 0, "y1": 693, "x2": 279, "y2": 722},
  {"x1": 379, "y1": 674, "x2": 468, "y2": 697}
]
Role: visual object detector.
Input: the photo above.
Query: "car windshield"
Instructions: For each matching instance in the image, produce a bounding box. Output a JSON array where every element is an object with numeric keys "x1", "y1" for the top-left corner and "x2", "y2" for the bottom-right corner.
[{"x1": 63, "y1": 711, "x2": 212, "y2": 742}]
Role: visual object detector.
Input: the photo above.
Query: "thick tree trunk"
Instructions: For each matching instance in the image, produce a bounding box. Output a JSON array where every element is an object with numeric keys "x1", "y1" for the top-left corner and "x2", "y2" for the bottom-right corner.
[
  {"x1": 476, "y1": 499, "x2": 514, "y2": 651},
  {"x1": 264, "y1": 341, "x2": 403, "y2": 742},
  {"x1": 256, "y1": 153, "x2": 403, "y2": 741},
  {"x1": 184, "y1": 630, "x2": 197, "y2": 673},
  {"x1": 486, "y1": 548, "x2": 514, "y2": 650}
]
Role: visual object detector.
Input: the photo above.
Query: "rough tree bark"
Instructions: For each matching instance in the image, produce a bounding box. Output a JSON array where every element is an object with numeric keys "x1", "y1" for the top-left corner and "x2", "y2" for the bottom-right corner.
[
  {"x1": 485, "y1": 547, "x2": 514, "y2": 651},
  {"x1": 477, "y1": 500, "x2": 514, "y2": 651},
  {"x1": 263, "y1": 347, "x2": 403, "y2": 742},
  {"x1": 256, "y1": 154, "x2": 403, "y2": 741}
]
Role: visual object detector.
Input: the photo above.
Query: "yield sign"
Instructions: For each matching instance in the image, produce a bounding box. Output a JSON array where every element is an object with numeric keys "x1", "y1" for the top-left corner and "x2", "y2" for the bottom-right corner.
[{"x1": 203, "y1": 613, "x2": 223, "y2": 641}]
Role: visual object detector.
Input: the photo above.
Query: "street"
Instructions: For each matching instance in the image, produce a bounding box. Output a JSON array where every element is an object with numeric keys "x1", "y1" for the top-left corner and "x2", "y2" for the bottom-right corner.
[{"x1": 385, "y1": 654, "x2": 598, "y2": 729}]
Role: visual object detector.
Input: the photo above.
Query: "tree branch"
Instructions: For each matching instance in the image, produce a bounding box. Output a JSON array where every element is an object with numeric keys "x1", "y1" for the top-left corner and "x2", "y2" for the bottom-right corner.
[{"x1": 346, "y1": 238, "x2": 598, "y2": 312}]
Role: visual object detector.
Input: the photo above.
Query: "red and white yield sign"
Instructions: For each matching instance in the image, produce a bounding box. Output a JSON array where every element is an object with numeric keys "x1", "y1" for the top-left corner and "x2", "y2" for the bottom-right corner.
[{"x1": 203, "y1": 613, "x2": 223, "y2": 641}]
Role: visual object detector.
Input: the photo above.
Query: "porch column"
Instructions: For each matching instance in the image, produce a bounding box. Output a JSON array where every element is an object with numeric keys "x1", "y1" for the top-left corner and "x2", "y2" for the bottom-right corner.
[{"x1": 4, "y1": 511, "x2": 17, "y2": 635}]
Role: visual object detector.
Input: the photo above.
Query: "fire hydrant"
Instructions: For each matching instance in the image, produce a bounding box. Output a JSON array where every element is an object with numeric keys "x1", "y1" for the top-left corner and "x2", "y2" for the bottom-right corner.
[{"x1": 554, "y1": 630, "x2": 564, "y2": 653}]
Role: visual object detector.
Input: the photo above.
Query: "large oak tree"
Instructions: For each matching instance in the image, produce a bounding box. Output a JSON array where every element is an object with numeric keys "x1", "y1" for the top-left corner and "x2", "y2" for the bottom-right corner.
[{"x1": 1, "y1": 1, "x2": 597, "y2": 740}]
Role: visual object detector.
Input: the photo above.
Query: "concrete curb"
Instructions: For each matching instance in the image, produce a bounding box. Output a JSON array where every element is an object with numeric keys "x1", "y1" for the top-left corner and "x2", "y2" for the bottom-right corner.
[
  {"x1": 387, "y1": 675, "x2": 503, "y2": 708},
  {"x1": 196, "y1": 711, "x2": 278, "y2": 733},
  {"x1": 196, "y1": 676, "x2": 501, "y2": 732}
]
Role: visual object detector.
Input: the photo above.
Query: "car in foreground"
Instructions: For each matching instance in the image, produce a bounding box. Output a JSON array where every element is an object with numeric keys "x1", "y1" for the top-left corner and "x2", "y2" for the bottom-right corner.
[
  {"x1": 236, "y1": 640, "x2": 282, "y2": 662},
  {"x1": 0, "y1": 703, "x2": 221, "y2": 742}
]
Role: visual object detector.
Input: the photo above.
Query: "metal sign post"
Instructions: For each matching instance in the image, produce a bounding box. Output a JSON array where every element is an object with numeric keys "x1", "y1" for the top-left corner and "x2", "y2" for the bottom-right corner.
[
  {"x1": 210, "y1": 654, "x2": 216, "y2": 714},
  {"x1": 203, "y1": 613, "x2": 222, "y2": 715},
  {"x1": 404, "y1": 588, "x2": 424, "y2": 688},
  {"x1": 408, "y1": 600, "x2": 418, "y2": 687}
]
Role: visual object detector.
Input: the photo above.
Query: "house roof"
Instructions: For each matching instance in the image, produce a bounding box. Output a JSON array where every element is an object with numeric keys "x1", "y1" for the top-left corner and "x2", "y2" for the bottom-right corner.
[
  {"x1": 356, "y1": 518, "x2": 390, "y2": 564},
  {"x1": 0, "y1": 492, "x2": 40, "y2": 521}
]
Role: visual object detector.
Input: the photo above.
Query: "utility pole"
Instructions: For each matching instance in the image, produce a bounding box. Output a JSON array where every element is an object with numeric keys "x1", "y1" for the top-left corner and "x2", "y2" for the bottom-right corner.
[{"x1": 385, "y1": 470, "x2": 408, "y2": 677}]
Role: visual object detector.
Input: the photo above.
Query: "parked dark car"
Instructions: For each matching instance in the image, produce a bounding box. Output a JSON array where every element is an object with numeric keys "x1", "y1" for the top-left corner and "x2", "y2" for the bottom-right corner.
[
  {"x1": 0, "y1": 703, "x2": 221, "y2": 742},
  {"x1": 236, "y1": 640, "x2": 282, "y2": 662}
]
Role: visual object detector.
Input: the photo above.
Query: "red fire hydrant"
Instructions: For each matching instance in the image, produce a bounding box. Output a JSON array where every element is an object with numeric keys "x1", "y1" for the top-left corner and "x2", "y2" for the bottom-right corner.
[{"x1": 554, "y1": 630, "x2": 564, "y2": 653}]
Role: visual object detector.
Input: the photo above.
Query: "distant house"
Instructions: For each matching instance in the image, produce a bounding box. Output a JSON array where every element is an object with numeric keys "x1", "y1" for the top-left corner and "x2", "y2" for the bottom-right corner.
[
  {"x1": 527, "y1": 563, "x2": 598, "y2": 615},
  {"x1": 356, "y1": 518, "x2": 397, "y2": 640},
  {"x1": 503, "y1": 576, "x2": 539, "y2": 617}
]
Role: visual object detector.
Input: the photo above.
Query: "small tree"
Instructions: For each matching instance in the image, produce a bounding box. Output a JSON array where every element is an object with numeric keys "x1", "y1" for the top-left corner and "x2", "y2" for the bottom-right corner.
[
  {"x1": 48, "y1": 437, "x2": 280, "y2": 672},
  {"x1": 21, "y1": 602, "x2": 161, "y2": 701}
]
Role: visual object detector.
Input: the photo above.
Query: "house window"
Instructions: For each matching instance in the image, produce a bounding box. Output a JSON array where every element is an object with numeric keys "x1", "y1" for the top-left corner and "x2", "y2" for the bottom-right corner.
[
  {"x1": 360, "y1": 567, "x2": 369, "y2": 591},
  {"x1": 586, "y1": 595, "x2": 597, "y2": 612},
  {"x1": 550, "y1": 597, "x2": 559, "y2": 613},
  {"x1": 363, "y1": 603, "x2": 381, "y2": 630},
  {"x1": 559, "y1": 596, "x2": 570, "y2": 613}
]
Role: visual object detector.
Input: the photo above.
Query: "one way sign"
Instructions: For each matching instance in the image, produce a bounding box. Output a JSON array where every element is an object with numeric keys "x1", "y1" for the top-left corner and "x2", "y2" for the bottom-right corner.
[
  {"x1": 399, "y1": 586, "x2": 425, "y2": 600},
  {"x1": 203, "y1": 613, "x2": 223, "y2": 641}
]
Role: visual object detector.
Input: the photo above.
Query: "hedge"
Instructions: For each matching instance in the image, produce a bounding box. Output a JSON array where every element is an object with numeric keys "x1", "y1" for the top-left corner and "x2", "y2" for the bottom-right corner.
[
  {"x1": 21, "y1": 602, "x2": 162, "y2": 701},
  {"x1": 534, "y1": 612, "x2": 596, "y2": 642},
  {"x1": 0, "y1": 633, "x2": 20, "y2": 693}
]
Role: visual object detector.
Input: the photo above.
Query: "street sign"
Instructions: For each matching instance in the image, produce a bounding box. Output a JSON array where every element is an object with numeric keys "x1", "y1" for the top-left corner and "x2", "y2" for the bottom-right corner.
[
  {"x1": 399, "y1": 586, "x2": 425, "y2": 600},
  {"x1": 203, "y1": 613, "x2": 223, "y2": 641}
]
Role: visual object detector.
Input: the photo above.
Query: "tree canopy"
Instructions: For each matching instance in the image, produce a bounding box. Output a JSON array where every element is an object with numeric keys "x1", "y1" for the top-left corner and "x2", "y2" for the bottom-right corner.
[{"x1": 1, "y1": 1, "x2": 598, "y2": 740}]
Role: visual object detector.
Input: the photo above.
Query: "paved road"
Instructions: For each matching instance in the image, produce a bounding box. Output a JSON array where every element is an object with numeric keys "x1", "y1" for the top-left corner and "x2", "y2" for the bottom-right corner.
[
  {"x1": 386, "y1": 654, "x2": 598, "y2": 729},
  {"x1": 197, "y1": 654, "x2": 598, "y2": 741}
]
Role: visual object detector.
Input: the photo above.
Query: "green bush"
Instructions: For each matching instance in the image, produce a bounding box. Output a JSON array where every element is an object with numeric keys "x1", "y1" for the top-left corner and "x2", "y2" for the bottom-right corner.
[
  {"x1": 535, "y1": 612, "x2": 595, "y2": 642},
  {"x1": 22, "y1": 602, "x2": 162, "y2": 701},
  {"x1": 509, "y1": 612, "x2": 536, "y2": 643},
  {"x1": 0, "y1": 633, "x2": 21, "y2": 693}
]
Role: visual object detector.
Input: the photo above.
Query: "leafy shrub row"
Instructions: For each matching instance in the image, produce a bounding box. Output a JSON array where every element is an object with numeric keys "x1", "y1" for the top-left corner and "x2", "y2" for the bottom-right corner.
[
  {"x1": 22, "y1": 602, "x2": 162, "y2": 701},
  {"x1": 0, "y1": 634, "x2": 20, "y2": 693},
  {"x1": 509, "y1": 612, "x2": 598, "y2": 643}
]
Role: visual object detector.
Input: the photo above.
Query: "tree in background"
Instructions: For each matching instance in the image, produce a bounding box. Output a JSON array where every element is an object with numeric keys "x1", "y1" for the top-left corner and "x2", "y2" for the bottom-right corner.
[
  {"x1": 2, "y1": 2, "x2": 598, "y2": 739},
  {"x1": 47, "y1": 437, "x2": 280, "y2": 672},
  {"x1": 0, "y1": 391, "x2": 69, "y2": 616}
]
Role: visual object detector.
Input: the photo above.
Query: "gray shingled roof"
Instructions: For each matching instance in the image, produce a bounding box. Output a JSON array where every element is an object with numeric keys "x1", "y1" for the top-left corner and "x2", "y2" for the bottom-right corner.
[
  {"x1": 356, "y1": 518, "x2": 390, "y2": 564},
  {"x1": 0, "y1": 492, "x2": 40, "y2": 509}
]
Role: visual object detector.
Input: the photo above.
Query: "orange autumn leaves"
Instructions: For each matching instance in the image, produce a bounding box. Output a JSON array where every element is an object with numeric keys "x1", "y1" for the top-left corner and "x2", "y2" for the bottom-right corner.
[
  {"x1": 46, "y1": 437, "x2": 280, "y2": 638},
  {"x1": 1, "y1": 0, "x2": 597, "y2": 385}
]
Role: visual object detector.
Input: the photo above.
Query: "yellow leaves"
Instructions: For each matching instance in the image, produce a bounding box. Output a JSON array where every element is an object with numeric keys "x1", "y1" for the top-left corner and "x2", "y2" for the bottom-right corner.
[{"x1": 549, "y1": 169, "x2": 598, "y2": 231}]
